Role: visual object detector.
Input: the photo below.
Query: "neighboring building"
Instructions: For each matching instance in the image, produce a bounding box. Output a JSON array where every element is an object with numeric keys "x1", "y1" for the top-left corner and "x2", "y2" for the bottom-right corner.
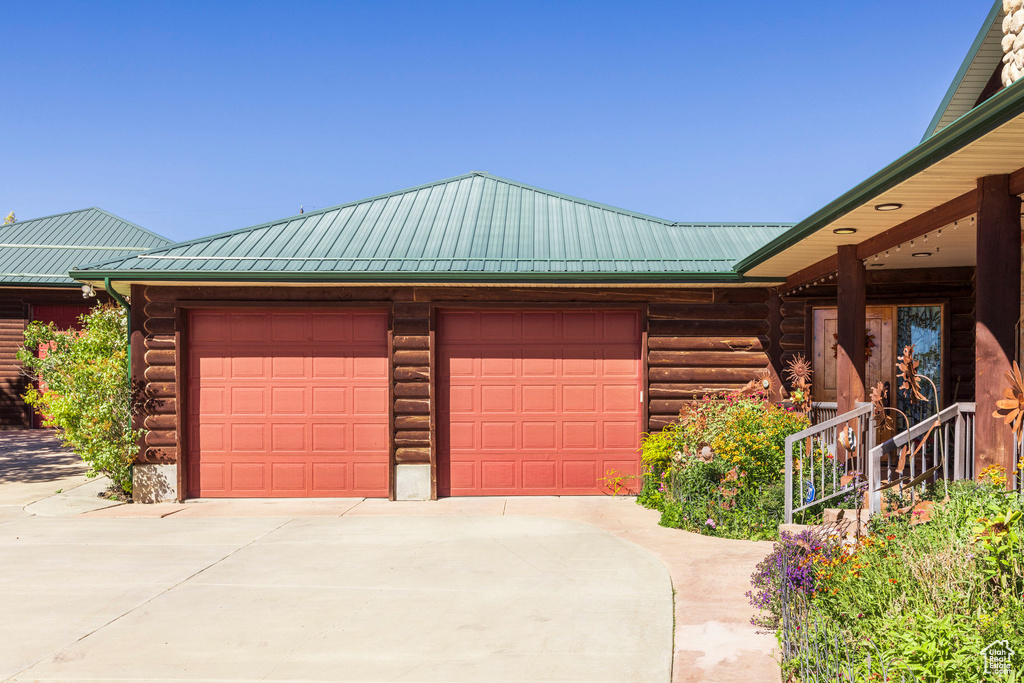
[
  {"x1": 71, "y1": 0, "x2": 1024, "y2": 502},
  {"x1": 0, "y1": 208, "x2": 171, "y2": 429}
]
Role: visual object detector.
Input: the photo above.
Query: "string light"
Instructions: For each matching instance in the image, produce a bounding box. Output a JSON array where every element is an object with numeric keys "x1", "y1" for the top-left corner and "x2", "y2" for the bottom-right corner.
[
  {"x1": 874, "y1": 254, "x2": 879, "y2": 261},
  {"x1": 937, "y1": 228, "x2": 942, "y2": 238},
  {"x1": 954, "y1": 221, "x2": 958, "y2": 230},
  {"x1": 897, "y1": 243, "x2": 901, "y2": 251},
  {"x1": 910, "y1": 239, "x2": 915, "y2": 247},
  {"x1": 923, "y1": 233, "x2": 928, "y2": 242},
  {"x1": 885, "y1": 250, "x2": 890, "y2": 258}
]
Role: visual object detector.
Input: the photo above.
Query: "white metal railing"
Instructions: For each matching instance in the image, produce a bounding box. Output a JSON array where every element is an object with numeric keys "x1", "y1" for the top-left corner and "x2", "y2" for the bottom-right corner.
[
  {"x1": 810, "y1": 402, "x2": 838, "y2": 426},
  {"x1": 867, "y1": 402, "x2": 975, "y2": 514},
  {"x1": 785, "y1": 403, "x2": 875, "y2": 524}
]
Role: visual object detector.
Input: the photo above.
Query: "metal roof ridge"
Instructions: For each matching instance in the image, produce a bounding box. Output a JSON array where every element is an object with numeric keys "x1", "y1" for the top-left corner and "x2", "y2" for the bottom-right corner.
[
  {"x1": 72, "y1": 172, "x2": 492, "y2": 267},
  {"x1": 733, "y1": 73, "x2": 1024, "y2": 274},
  {"x1": 89, "y1": 207, "x2": 174, "y2": 245},
  {"x1": 0, "y1": 206, "x2": 98, "y2": 226},
  {"x1": 0, "y1": 206, "x2": 171, "y2": 245},
  {"x1": 0, "y1": 243, "x2": 152, "y2": 250}
]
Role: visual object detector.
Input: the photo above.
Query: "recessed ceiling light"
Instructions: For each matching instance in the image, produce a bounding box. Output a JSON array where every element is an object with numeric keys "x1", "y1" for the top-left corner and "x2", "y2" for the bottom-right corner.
[
  {"x1": 833, "y1": 227, "x2": 857, "y2": 235},
  {"x1": 912, "y1": 252, "x2": 931, "y2": 258},
  {"x1": 875, "y1": 203, "x2": 903, "y2": 211},
  {"x1": 868, "y1": 263, "x2": 884, "y2": 267}
]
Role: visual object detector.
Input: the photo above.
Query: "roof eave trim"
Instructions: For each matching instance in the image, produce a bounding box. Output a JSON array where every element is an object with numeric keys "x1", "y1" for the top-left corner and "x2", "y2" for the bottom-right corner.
[
  {"x1": 733, "y1": 75, "x2": 1024, "y2": 275},
  {"x1": 70, "y1": 269, "x2": 780, "y2": 285},
  {"x1": 922, "y1": 0, "x2": 1003, "y2": 141}
]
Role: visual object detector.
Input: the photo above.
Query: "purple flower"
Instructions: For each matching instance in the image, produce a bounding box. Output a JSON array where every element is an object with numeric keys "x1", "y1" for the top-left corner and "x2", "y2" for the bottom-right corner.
[{"x1": 705, "y1": 517, "x2": 717, "y2": 528}]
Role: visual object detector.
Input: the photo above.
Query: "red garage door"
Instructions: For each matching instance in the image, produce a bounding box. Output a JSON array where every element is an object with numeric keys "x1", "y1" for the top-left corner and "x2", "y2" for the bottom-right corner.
[
  {"x1": 187, "y1": 310, "x2": 389, "y2": 498},
  {"x1": 438, "y1": 310, "x2": 642, "y2": 496}
]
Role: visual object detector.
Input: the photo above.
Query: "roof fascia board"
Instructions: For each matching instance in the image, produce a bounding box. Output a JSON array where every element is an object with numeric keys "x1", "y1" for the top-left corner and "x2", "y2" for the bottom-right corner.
[
  {"x1": 734, "y1": 75, "x2": 1024, "y2": 275},
  {"x1": 72, "y1": 269, "x2": 780, "y2": 285},
  {"x1": 922, "y1": 0, "x2": 1003, "y2": 141}
]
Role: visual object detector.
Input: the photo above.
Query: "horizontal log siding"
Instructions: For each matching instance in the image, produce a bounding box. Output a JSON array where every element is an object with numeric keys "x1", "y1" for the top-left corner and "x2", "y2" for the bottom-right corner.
[
  {"x1": 0, "y1": 299, "x2": 28, "y2": 429},
  {"x1": 782, "y1": 267, "x2": 976, "y2": 404},
  {"x1": 647, "y1": 288, "x2": 773, "y2": 430},
  {"x1": 139, "y1": 287, "x2": 178, "y2": 462},
  {"x1": 392, "y1": 302, "x2": 431, "y2": 465}
]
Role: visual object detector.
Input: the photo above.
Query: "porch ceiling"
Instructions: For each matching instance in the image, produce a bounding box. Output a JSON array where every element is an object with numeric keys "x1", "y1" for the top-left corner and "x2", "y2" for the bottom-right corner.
[
  {"x1": 741, "y1": 85, "x2": 1024, "y2": 281},
  {"x1": 861, "y1": 214, "x2": 978, "y2": 272}
]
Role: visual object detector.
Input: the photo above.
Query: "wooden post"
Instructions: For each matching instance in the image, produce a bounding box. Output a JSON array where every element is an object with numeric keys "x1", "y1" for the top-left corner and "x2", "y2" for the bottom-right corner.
[
  {"x1": 975, "y1": 174, "x2": 1021, "y2": 482},
  {"x1": 836, "y1": 245, "x2": 866, "y2": 416}
]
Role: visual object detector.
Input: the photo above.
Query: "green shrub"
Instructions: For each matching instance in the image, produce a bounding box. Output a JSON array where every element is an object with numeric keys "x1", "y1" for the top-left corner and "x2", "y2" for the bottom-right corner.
[
  {"x1": 18, "y1": 304, "x2": 143, "y2": 495},
  {"x1": 638, "y1": 391, "x2": 808, "y2": 540}
]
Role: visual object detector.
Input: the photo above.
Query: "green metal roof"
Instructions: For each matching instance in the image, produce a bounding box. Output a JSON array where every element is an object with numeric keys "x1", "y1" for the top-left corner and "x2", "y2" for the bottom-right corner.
[
  {"x1": 735, "y1": 74, "x2": 1024, "y2": 275},
  {"x1": 0, "y1": 208, "x2": 172, "y2": 287},
  {"x1": 73, "y1": 173, "x2": 791, "y2": 284},
  {"x1": 923, "y1": 0, "x2": 1004, "y2": 140}
]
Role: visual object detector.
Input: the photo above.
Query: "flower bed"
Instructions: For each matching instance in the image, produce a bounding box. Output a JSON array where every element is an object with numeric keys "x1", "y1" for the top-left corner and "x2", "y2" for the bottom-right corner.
[
  {"x1": 636, "y1": 390, "x2": 810, "y2": 541},
  {"x1": 748, "y1": 470, "x2": 1024, "y2": 682}
]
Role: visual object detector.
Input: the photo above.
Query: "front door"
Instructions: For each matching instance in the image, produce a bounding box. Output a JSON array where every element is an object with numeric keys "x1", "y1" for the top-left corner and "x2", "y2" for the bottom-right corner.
[{"x1": 812, "y1": 306, "x2": 895, "y2": 404}]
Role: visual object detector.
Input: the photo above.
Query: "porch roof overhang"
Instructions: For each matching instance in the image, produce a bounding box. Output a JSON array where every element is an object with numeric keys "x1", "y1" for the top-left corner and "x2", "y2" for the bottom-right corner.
[{"x1": 735, "y1": 77, "x2": 1024, "y2": 288}]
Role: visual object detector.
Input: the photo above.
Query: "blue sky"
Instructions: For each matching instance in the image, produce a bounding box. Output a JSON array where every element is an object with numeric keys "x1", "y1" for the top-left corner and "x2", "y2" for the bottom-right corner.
[{"x1": 2, "y1": 1, "x2": 991, "y2": 242}]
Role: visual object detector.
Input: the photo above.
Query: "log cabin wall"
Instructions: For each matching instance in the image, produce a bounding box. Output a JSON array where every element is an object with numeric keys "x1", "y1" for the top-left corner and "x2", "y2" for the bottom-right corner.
[
  {"x1": 0, "y1": 296, "x2": 29, "y2": 429},
  {"x1": 133, "y1": 284, "x2": 781, "y2": 497},
  {"x1": 780, "y1": 266, "x2": 976, "y2": 404},
  {"x1": 646, "y1": 288, "x2": 775, "y2": 430}
]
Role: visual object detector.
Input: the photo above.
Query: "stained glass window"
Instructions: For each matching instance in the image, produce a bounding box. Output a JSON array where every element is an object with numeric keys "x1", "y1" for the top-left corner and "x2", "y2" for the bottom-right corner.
[{"x1": 896, "y1": 305, "x2": 942, "y2": 424}]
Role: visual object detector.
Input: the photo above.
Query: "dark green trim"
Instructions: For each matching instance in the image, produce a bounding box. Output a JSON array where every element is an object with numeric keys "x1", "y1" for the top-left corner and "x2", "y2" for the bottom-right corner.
[
  {"x1": 922, "y1": 0, "x2": 1003, "y2": 141},
  {"x1": 102, "y1": 274, "x2": 131, "y2": 313},
  {"x1": 734, "y1": 75, "x2": 1024, "y2": 275},
  {"x1": 79, "y1": 270, "x2": 781, "y2": 285},
  {"x1": 0, "y1": 282, "x2": 81, "y2": 289}
]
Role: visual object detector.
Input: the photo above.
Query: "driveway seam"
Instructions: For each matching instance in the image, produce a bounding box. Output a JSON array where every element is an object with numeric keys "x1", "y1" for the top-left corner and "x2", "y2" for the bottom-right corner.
[{"x1": 7, "y1": 517, "x2": 297, "y2": 681}]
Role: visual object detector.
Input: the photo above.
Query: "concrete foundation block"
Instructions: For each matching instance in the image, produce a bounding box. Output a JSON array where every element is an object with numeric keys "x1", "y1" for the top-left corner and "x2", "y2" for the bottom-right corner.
[
  {"x1": 133, "y1": 463, "x2": 178, "y2": 503},
  {"x1": 394, "y1": 463, "x2": 431, "y2": 501}
]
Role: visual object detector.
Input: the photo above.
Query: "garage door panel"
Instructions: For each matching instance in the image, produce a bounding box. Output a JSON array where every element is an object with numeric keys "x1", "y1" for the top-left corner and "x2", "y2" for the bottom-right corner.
[
  {"x1": 271, "y1": 355, "x2": 305, "y2": 378},
  {"x1": 439, "y1": 309, "x2": 641, "y2": 496},
  {"x1": 312, "y1": 424, "x2": 347, "y2": 451},
  {"x1": 188, "y1": 309, "x2": 388, "y2": 498},
  {"x1": 522, "y1": 461, "x2": 557, "y2": 489},
  {"x1": 563, "y1": 385, "x2": 597, "y2": 412},
  {"x1": 521, "y1": 385, "x2": 555, "y2": 412},
  {"x1": 522, "y1": 312, "x2": 557, "y2": 340},
  {"x1": 230, "y1": 314, "x2": 267, "y2": 342},
  {"x1": 270, "y1": 314, "x2": 307, "y2": 341},
  {"x1": 603, "y1": 384, "x2": 637, "y2": 411},
  {"x1": 481, "y1": 460, "x2": 516, "y2": 489},
  {"x1": 562, "y1": 312, "x2": 597, "y2": 340}
]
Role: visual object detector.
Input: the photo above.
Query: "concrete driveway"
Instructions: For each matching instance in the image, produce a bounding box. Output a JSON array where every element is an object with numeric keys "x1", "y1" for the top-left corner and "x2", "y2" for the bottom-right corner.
[
  {"x1": 1, "y1": 513, "x2": 672, "y2": 682},
  {"x1": 0, "y1": 433, "x2": 780, "y2": 683},
  {"x1": 0, "y1": 432, "x2": 88, "y2": 520}
]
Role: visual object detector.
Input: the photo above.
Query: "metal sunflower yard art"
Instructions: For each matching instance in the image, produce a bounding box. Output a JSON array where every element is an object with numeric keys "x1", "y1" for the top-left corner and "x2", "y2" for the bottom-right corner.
[
  {"x1": 869, "y1": 381, "x2": 895, "y2": 432},
  {"x1": 874, "y1": 345, "x2": 947, "y2": 511},
  {"x1": 993, "y1": 361, "x2": 1024, "y2": 439},
  {"x1": 784, "y1": 354, "x2": 813, "y2": 413},
  {"x1": 898, "y1": 344, "x2": 929, "y2": 404}
]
